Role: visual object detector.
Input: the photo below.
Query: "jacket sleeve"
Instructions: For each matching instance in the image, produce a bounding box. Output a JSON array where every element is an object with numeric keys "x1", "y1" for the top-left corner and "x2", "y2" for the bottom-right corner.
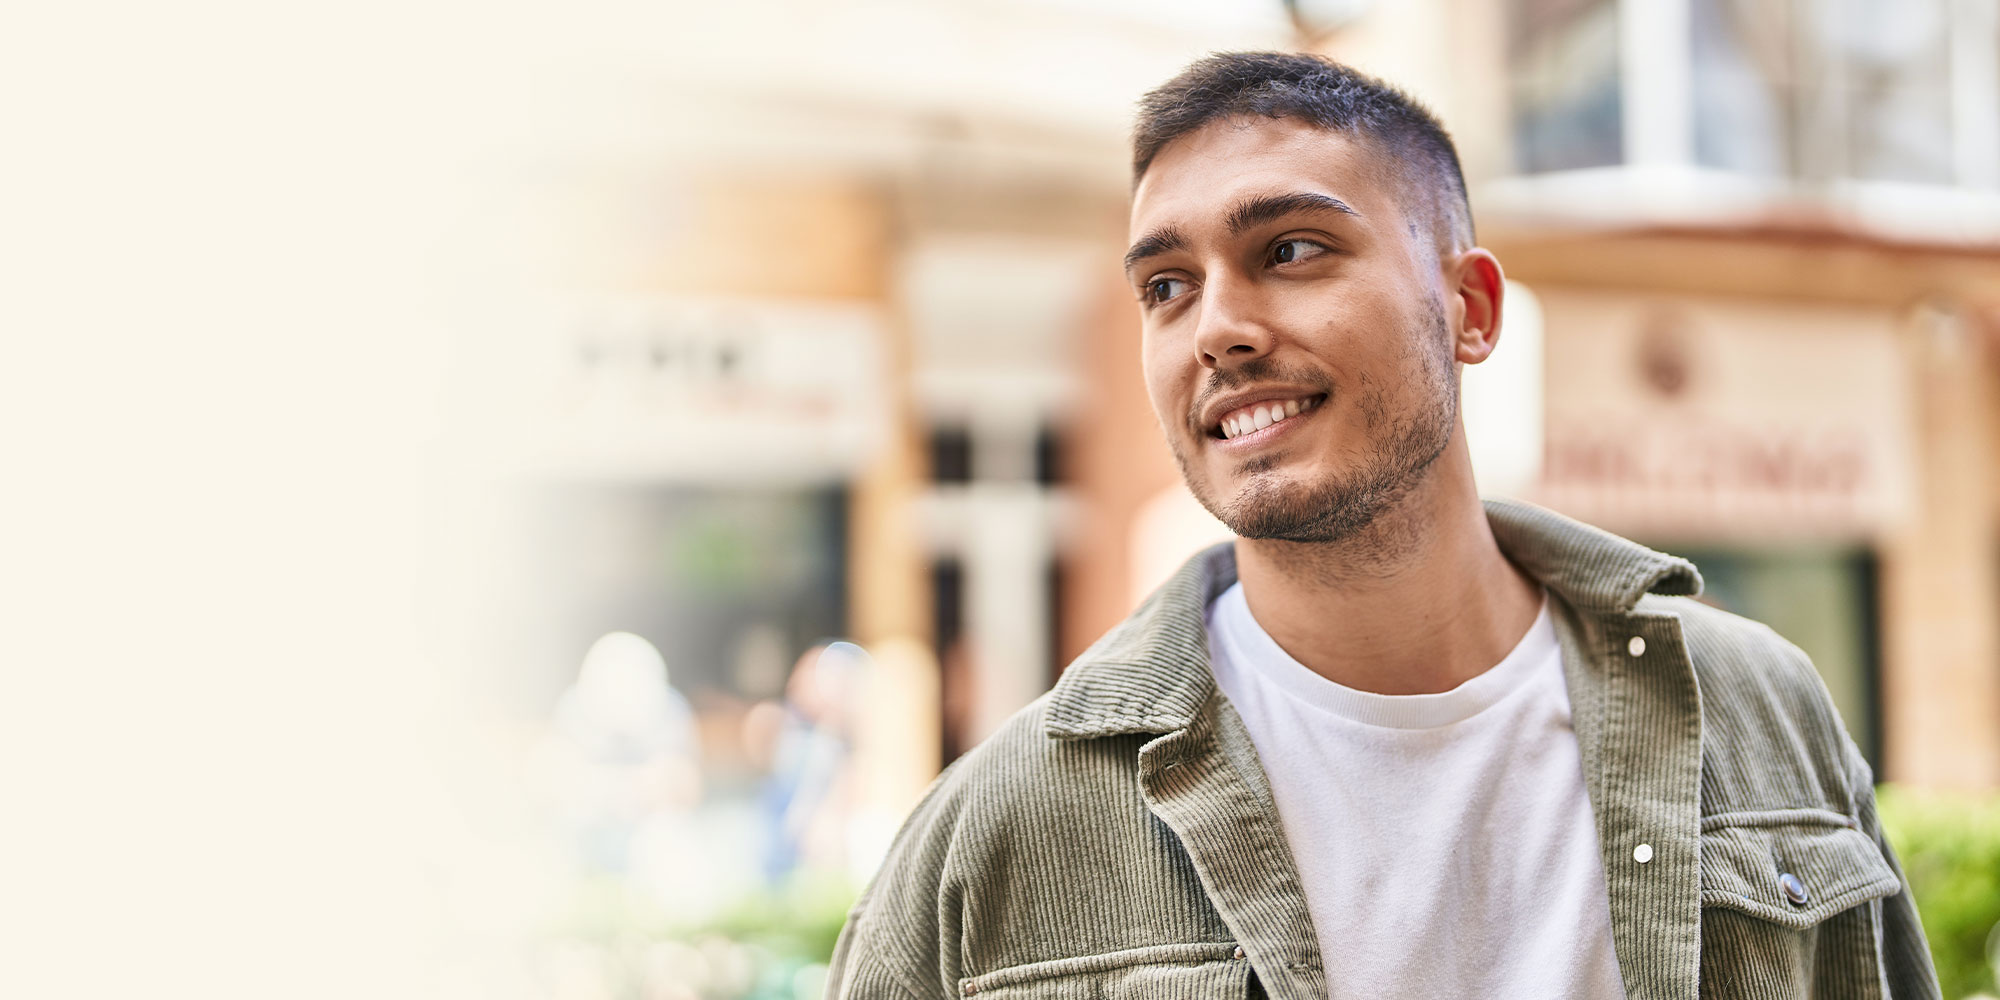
[
  {"x1": 1847, "y1": 740, "x2": 1942, "y2": 1000},
  {"x1": 822, "y1": 763, "x2": 966, "y2": 1000}
]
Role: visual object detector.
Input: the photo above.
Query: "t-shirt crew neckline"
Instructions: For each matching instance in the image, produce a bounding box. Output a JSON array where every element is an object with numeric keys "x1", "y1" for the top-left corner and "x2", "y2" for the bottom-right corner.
[{"x1": 1210, "y1": 582, "x2": 1555, "y2": 731}]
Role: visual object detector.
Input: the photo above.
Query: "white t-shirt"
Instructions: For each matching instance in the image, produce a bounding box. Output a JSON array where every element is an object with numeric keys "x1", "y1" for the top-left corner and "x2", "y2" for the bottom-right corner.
[{"x1": 1206, "y1": 583, "x2": 1627, "y2": 1000}]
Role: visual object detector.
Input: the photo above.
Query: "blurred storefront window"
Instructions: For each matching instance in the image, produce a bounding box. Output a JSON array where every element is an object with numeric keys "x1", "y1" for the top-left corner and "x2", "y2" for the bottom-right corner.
[
  {"x1": 1819, "y1": 0, "x2": 1953, "y2": 184},
  {"x1": 1510, "y1": 0, "x2": 1989, "y2": 191},
  {"x1": 1690, "y1": 0, "x2": 1795, "y2": 176},
  {"x1": 526, "y1": 486, "x2": 848, "y2": 718},
  {"x1": 1509, "y1": 0, "x2": 1625, "y2": 171},
  {"x1": 1692, "y1": 0, "x2": 1954, "y2": 184}
]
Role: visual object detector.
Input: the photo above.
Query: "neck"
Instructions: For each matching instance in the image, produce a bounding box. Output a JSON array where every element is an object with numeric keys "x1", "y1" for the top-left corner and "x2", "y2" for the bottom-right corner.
[{"x1": 1230, "y1": 439, "x2": 1544, "y2": 695}]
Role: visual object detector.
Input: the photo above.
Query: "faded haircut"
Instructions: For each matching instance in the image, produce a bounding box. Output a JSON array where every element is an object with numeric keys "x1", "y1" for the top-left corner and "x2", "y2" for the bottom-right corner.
[{"x1": 1133, "y1": 51, "x2": 1473, "y2": 253}]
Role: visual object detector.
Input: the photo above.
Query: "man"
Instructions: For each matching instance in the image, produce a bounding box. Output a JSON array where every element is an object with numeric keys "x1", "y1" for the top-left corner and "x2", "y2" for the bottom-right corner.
[{"x1": 826, "y1": 52, "x2": 1939, "y2": 999}]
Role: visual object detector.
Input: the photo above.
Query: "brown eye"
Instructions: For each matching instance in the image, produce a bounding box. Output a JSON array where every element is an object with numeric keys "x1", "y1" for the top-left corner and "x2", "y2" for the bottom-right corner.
[
  {"x1": 1146, "y1": 278, "x2": 1189, "y2": 305},
  {"x1": 1269, "y1": 239, "x2": 1324, "y2": 266}
]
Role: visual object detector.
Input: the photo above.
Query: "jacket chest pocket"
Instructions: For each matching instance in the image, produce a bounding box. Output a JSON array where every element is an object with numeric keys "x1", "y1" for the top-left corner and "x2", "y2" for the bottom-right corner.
[
  {"x1": 959, "y1": 943, "x2": 1262, "y2": 999},
  {"x1": 1696, "y1": 812, "x2": 1904, "y2": 1000}
]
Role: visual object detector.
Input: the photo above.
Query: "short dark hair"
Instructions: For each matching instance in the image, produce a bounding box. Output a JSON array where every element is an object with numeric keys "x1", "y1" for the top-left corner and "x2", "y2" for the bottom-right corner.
[{"x1": 1133, "y1": 51, "x2": 1473, "y2": 251}]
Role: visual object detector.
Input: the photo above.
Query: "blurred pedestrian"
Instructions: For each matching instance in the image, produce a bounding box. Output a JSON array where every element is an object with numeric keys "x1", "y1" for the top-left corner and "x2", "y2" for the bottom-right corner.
[
  {"x1": 749, "y1": 642, "x2": 868, "y2": 881},
  {"x1": 539, "y1": 631, "x2": 699, "y2": 874}
]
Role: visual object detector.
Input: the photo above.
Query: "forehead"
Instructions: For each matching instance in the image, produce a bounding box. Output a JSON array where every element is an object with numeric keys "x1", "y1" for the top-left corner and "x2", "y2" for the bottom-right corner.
[{"x1": 1129, "y1": 117, "x2": 1397, "y2": 239}]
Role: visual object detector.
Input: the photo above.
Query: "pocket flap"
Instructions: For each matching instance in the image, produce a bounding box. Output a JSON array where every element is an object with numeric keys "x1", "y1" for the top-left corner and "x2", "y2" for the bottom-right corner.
[
  {"x1": 1699, "y1": 809, "x2": 1902, "y2": 929},
  {"x1": 960, "y1": 942, "x2": 1248, "y2": 997}
]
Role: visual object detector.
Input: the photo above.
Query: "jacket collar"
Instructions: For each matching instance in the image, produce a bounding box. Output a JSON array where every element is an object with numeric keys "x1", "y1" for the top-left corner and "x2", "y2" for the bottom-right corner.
[{"x1": 1043, "y1": 497, "x2": 1702, "y2": 740}]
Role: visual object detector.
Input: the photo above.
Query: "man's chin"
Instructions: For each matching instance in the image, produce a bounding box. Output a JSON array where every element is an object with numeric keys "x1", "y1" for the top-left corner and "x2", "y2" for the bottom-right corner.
[
  {"x1": 1201, "y1": 473, "x2": 1331, "y2": 541},
  {"x1": 1174, "y1": 449, "x2": 1366, "y2": 542},
  {"x1": 1200, "y1": 462, "x2": 1410, "y2": 545}
]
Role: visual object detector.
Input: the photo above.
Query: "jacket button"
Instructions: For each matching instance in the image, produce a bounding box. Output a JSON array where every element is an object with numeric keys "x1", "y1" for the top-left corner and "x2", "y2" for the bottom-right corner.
[
  {"x1": 1780, "y1": 872, "x2": 1810, "y2": 906},
  {"x1": 1633, "y1": 843, "x2": 1653, "y2": 863},
  {"x1": 1627, "y1": 635, "x2": 1647, "y2": 656},
  {"x1": 1233, "y1": 945, "x2": 1246, "y2": 960}
]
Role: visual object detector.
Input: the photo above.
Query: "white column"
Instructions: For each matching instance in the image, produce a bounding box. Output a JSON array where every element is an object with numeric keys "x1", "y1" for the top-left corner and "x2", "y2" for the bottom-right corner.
[
  {"x1": 1951, "y1": 0, "x2": 2000, "y2": 190},
  {"x1": 963, "y1": 482, "x2": 1056, "y2": 746},
  {"x1": 1620, "y1": 0, "x2": 1694, "y2": 168}
]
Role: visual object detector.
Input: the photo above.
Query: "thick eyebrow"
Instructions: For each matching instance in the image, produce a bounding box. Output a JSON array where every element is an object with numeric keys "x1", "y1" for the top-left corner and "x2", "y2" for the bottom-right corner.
[
  {"x1": 1122, "y1": 226, "x2": 1189, "y2": 275},
  {"x1": 1225, "y1": 191, "x2": 1360, "y2": 236},
  {"x1": 1124, "y1": 192, "x2": 1360, "y2": 276}
]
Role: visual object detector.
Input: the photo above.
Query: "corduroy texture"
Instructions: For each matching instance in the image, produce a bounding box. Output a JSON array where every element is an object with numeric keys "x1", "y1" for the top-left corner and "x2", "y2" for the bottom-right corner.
[{"x1": 825, "y1": 499, "x2": 1941, "y2": 1000}]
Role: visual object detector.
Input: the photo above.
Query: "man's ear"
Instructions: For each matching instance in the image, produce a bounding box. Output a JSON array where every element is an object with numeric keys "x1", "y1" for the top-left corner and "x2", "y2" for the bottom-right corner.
[{"x1": 1449, "y1": 248, "x2": 1504, "y2": 365}]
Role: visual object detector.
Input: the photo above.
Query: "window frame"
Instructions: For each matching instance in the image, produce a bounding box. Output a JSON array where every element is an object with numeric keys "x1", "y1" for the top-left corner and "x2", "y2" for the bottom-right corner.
[{"x1": 1490, "y1": 0, "x2": 2000, "y2": 241}]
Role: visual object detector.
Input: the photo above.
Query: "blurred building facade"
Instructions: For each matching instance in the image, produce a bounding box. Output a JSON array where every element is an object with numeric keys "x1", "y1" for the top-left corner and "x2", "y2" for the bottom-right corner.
[{"x1": 487, "y1": 3, "x2": 2000, "y2": 883}]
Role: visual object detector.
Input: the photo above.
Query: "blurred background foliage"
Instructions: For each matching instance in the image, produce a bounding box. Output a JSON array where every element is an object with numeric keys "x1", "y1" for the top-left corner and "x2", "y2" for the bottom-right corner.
[
  {"x1": 1880, "y1": 786, "x2": 2000, "y2": 999},
  {"x1": 554, "y1": 870, "x2": 859, "y2": 999}
]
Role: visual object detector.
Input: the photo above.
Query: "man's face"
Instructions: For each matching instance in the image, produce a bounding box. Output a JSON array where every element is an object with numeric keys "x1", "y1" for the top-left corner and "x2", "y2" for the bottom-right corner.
[{"x1": 1127, "y1": 117, "x2": 1460, "y2": 543}]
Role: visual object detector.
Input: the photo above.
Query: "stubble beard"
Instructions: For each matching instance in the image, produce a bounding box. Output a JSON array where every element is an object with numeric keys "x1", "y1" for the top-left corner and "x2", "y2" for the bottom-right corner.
[{"x1": 1171, "y1": 296, "x2": 1458, "y2": 546}]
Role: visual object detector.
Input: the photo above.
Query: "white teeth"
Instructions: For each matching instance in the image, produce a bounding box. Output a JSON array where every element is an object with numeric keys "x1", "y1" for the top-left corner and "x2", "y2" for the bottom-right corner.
[{"x1": 1216, "y1": 396, "x2": 1322, "y2": 440}]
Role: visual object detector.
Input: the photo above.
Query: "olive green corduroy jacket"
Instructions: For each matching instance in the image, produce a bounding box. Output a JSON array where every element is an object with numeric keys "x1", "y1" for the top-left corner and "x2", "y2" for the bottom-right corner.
[{"x1": 827, "y1": 500, "x2": 1940, "y2": 1000}]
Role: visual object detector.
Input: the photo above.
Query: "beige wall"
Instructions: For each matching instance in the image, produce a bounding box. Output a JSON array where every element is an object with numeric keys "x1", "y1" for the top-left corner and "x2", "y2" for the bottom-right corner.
[{"x1": 1880, "y1": 303, "x2": 2000, "y2": 789}]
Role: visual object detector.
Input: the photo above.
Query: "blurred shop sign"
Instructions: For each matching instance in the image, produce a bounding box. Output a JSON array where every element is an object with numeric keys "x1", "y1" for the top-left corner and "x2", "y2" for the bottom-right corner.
[
  {"x1": 1533, "y1": 289, "x2": 1915, "y2": 540},
  {"x1": 524, "y1": 295, "x2": 888, "y2": 483}
]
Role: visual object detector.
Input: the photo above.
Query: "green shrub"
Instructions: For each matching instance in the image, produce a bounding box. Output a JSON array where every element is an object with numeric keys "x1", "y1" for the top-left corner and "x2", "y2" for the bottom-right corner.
[
  {"x1": 1878, "y1": 785, "x2": 2000, "y2": 1000},
  {"x1": 549, "y1": 868, "x2": 860, "y2": 1000}
]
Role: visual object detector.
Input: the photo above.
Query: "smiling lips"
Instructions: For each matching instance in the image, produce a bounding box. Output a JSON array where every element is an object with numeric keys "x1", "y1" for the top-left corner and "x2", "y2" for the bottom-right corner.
[{"x1": 1215, "y1": 394, "x2": 1322, "y2": 440}]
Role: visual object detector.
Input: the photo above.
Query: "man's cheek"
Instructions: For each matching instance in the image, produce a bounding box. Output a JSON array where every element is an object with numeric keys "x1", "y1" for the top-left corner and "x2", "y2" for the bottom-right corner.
[{"x1": 1139, "y1": 378, "x2": 1177, "y2": 433}]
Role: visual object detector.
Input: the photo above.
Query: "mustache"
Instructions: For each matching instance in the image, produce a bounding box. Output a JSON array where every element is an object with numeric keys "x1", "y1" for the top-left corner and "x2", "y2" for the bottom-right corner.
[{"x1": 1188, "y1": 358, "x2": 1334, "y2": 430}]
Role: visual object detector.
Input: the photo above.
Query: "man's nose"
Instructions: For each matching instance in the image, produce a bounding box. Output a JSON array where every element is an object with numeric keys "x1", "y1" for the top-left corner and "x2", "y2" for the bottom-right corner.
[{"x1": 1192, "y1": 276, "x2": 1275, "y2": 368}]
